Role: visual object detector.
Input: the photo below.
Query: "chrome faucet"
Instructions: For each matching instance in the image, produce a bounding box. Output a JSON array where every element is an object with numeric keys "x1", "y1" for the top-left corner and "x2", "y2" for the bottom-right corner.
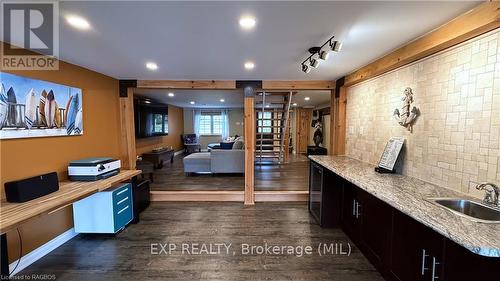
[{"x1": 476, "y1": 183, "x2": 500, "y2": 208}]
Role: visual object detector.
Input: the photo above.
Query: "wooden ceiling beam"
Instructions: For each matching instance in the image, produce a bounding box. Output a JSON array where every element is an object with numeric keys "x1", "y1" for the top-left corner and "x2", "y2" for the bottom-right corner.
[
  {"x1": 344, "y1": 1, "x2": 500, "y2": 87},
  {"x1": 262, "y1": 80, "x2": 335, "y2": 90},
  {"x1": 137, "y1": 80, "x2": 236, "y2": 89}
]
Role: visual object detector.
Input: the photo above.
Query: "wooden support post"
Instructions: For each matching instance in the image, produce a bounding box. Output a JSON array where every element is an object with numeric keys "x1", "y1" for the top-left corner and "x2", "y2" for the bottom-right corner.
[
  {"x1": 333, "y1": 86, "x2": 347, "y2": 155},
  {"x1": 283, "y1": 120, "x2": 290, "y2": 163},
  {"x1": 119, "y1": 88, "x2": 137, "y2": 169},
  {"x1": 329, "y1": 89, "x2": 336, "y2": 155},
  {"x1": 243, "y1": 87, "x2": 255, "y2": 205},
  {"x1": 137, "y1": 80, "x2": 236, "y2": 89},
  {"x1": 262, "y1": 80, "x2": 335, "y2": 90}
]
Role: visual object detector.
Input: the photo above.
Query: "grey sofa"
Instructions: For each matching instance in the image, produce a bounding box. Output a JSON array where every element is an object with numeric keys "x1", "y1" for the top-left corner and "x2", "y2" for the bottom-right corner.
[{"x1": 183, "y1": 149, "x2": 244, "y2": 174}]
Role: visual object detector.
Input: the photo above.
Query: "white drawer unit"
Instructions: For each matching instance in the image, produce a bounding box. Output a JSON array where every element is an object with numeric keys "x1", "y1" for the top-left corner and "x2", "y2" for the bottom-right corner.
[{"x1": 73, "y1": 183, "x2": 133, "y2": 233}]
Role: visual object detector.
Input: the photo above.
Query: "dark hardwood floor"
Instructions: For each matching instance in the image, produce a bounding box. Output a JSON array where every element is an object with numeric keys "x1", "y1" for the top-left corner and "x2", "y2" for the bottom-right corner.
[
  {"x1": 255, "y1": 154, "x2": 309, "y2": 191},
  {"x1": 149, "y1": 154, "x2": 245, "y2": 191},
  {"x1": 19, "y1": 202, "x2": 383, "y2": 281},
  {"x1": 149, "y1": 153, "x2": 309, "y2": 192}
]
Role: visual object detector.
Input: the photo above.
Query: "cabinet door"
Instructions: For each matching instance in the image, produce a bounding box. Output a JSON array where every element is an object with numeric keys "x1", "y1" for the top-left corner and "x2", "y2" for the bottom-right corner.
[
  {"x1": 390, "y1": 211, "x2": 444, "y2": 281},
  {"x1": 358, "y1": 189, "x2": 392, "y2": 270},
  {"x1": 320, "y1": 171, "x2": 343, "y2": 227},
  {"x1": 443, "y1": 239, "x2": 500, "y2": 281},
  {"x1": 341, "y1": 182, "x2": 361, "y2": 242}
]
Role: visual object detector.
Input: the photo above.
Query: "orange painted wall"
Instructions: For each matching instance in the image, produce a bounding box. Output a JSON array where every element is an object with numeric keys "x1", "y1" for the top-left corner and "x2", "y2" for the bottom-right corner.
[
  {"x1": 135, "y1": 104, "x2": 184, "y2": 155},
  {"x1": 0, "y1": 43, "x2": 121, "y2": 262}
]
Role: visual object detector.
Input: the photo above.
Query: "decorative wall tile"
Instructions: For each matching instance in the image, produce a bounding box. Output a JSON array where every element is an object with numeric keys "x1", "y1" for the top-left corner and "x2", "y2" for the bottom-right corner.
[{"x1": 346, "y1": 30, "x2": 500, "y2": 199}]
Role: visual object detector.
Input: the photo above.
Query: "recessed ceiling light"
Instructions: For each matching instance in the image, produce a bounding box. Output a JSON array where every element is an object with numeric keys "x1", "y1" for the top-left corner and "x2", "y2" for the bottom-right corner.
[
  {"x1": 244, "y1": 61, "x2": 255, "y2": 70},
  {"x1": 146, "y1": 62, "x2": 158, "y2": 70},
  {"x1": 220, "y1": 99, "x2": 225, "y2": 102},
  {"x1": 304, "y1": 97, "x2": 310, "y2": 101},
  {"x1": 292, "y1": 103, "x2": 298, "y2": 106},
  {"x1": 239, "y1": 16, "x2": 256, "y2": 30},
  {"x1": 168, "y1": 92, "x2": 174, "y2": 97},
  {"x1": 66, "y1": 15, "x2": 90, "y2": 30},
  {"x1": 190, "y1": 101, "x2": 195, "y2": 105}
]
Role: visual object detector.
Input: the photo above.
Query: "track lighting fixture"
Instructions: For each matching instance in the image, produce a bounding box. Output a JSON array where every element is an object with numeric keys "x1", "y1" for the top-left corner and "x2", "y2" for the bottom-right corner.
[
  {"x1": 300, "y1": 35, "x2": 341, "y2": 74},
  {"x1": 310, "y1": 58, "x2": 319, "y2": 68},
  {"x1": 319, "y1": 50, "x2": 329, "y2": 60},
  {"x1": 331, "y1": 40, "x2": 342, "y2": 52},
  {"x1": 301, "y1": 63, "x2": 311, "y2": 73}
]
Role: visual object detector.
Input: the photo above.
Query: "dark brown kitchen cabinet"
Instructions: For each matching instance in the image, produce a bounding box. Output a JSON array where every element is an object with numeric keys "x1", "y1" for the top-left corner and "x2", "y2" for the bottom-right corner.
[
  {"x1": 443, "y1": 238, "x2": 500, "y2": 280},
  {"x1": 311, "y1": 161, "x2": 500, "y2": 280},
  {"x1": 341, "y1": 182, "x2": 361, "y2": 242},
  {"x1": 358, "y1": 189, "x2": 393, "y2": 271},
  {"x1": 341, "y1": 182, "x2": 393, "y2": 272},
  {"x1": 390, "y1": 211, "x2": 444, "y2": 281}
]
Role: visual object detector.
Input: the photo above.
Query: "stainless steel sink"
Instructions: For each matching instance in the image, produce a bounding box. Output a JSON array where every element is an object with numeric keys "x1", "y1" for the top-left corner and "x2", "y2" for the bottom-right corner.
[{"x1": 427, "y1": 198, "x2": 500, "y2": 223}]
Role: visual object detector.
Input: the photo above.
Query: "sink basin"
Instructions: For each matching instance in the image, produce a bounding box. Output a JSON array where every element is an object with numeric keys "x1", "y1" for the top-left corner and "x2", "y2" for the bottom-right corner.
[{"x1": 428, "y1": 198, "x2": 500, "y2": 223}]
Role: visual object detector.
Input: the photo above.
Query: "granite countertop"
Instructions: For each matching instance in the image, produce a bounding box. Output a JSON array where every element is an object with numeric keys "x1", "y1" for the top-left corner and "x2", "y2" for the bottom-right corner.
[{"x1": 308, "y1": 155, "x2": 500, "y2": 258}]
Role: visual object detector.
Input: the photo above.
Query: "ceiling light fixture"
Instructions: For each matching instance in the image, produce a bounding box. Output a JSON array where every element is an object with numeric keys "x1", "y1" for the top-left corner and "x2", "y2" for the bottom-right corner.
[
  {"x1": 239, "y1": 16, "x2": 256, "y2": 30},
  {"x1": 168, "y1": 92, "x2": 174, "y2": 97},
  {"x1": 146, "y1": 62, "x2": 158, "y2": 70},
  {"x1": 66, "y1": 15, "x2": 90, "y2": 30},
  {"x1": 301, "y1": 35, "x2": 342, "y2": 74},
  {"x1": 220, "y1": 99, "x2": 225, "y2": 102},
  {"x1": 310, "y1": 58, "x2": 319, "y2": 68},
  {"x1": 292, "y1": 103, "x2": 298, "y2": 106},
  {"x1": 304, "y1": 97, "x2": 310, "y2": 101},
  {"x1": 301, "y1": 64, "x2": 311, "y2": 74},
  {"x1": 244, "y1": 61, "x2": 255, "y2": 70},
  {"x1": 330, "y1": 40, "x2": 342, "y2": 52},
  {"x1": 319, "y1": 50, "x2": 329, "y2": 60},
  {"x1": 190, "y1": 101, "x2": 195, "y2": 105}
]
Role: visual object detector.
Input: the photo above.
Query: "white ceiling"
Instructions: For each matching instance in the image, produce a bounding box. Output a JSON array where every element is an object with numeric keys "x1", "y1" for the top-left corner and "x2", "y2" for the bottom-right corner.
[
  {"x1": 135, "y1": 89, "x2": 244, "y2": 108},
  {"x1": 292, "y1": 91, "x2": 331, "y2": 108},
  {"x1": 7, "y1": 1, "x2": 479, "y2": 80},
  {"x1": 135, "y1": 88, "x2": 331, "y2": 109}
]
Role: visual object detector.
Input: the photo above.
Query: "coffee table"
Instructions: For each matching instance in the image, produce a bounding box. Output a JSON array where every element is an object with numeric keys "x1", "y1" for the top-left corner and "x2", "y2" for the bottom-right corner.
[{"x1": 142, "y1": 148, "x2": 174, "y2": 169}]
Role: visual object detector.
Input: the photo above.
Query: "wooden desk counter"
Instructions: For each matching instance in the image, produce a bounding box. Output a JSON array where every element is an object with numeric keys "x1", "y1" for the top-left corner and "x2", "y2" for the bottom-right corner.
[{"x1": 0, "y1": 170, "x2": 141, "y2": 235}]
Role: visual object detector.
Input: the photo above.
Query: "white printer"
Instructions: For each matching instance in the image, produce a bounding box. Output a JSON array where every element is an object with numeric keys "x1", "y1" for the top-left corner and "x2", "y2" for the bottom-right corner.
[{"x1": 68, "y1": 157, "x2": 121, "y2": 181}]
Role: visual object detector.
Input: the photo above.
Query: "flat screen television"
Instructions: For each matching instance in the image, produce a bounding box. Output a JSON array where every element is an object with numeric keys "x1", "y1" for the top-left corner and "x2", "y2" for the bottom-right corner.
[{"x1": 134, "y1": 97, "x2": 169, "y2": 138}]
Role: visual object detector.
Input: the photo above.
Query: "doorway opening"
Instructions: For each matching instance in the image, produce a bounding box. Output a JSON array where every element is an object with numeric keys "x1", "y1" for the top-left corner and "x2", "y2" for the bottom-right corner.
[{"x1": 254, "y1": 90, "x2": 332, "y2": 191}]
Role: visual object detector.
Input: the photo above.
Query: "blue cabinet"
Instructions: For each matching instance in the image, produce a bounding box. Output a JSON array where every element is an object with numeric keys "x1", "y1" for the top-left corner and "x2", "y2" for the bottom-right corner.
[{"x1": 73, "y1": 183, "x2": 133, "y2": 233}]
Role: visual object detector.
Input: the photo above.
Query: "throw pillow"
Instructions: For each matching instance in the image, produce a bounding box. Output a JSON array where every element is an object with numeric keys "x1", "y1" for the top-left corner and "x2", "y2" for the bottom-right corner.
[
  {"x1": 220, "y1": 142, "x2": 235, "y2": 149},
  {"x1": 232, "y1": 139, "x2": 244, "y2": 149}
]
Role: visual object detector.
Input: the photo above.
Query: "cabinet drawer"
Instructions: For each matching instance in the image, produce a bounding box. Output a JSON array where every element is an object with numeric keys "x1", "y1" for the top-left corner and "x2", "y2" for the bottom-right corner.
[
  {"x1": 114, "y1": 203, "x2": 133, "y2": 231},
  {"x1": 113, "y1": 184, "x2": 131, "y2": 203}
]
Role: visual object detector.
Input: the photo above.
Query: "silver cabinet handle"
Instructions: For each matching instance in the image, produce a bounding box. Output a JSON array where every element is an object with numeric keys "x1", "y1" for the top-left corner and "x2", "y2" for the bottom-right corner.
[
  {"x1": 355, "y1": 202, "x2": 360, "y2": 219},
  {"x1": 431, "y1": 256, "x2": 440, "y2": 280},
  {"x1": 421, "y1": 249, "x2": 429, "y2": 275},
  {"x1": 116, "y1": 188, "x2": 129, "y2": 196},
  {"x1": 352, "y1": 199, "x2": 356, "y2": 216}
]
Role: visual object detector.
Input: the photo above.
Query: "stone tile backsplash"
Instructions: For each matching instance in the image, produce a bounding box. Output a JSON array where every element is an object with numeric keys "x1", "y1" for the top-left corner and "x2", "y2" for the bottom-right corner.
[{"x1": 346, "y1": 30, "x2": 500, "y2": 199}]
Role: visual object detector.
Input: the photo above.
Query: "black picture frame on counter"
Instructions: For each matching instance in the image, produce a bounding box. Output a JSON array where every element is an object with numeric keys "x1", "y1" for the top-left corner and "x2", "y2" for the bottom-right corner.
[
  {"x1": 375, "y1": 137, "x2": 405, "y2": 174},
  {"x1": 374, "y1": 166, "x2": 396, "y2": 174}
]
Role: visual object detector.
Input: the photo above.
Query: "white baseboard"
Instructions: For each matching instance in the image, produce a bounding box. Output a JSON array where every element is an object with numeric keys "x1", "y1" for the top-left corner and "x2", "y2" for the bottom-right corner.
[
  {"x1": 174, "y1": 150, "x2": 184, "y2": 156},
  {"x1": 9, "y1": 228, "x2": 78, "y2": 275}
]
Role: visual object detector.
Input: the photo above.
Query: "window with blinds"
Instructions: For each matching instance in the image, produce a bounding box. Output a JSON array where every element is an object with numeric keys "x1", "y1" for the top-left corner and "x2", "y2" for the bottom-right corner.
[
  {"x1": 199, "y1": 111, "x2": 223, "y2": 135},
  {"x1": 257, "y1": 112, "x2": 272, "y2": 133}
]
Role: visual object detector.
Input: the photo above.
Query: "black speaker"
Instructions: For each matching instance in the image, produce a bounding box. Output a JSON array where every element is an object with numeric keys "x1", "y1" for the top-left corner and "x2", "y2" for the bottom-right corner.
[{"x1": 4, "y1": 172, "x2": 59, "y2": 203}]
